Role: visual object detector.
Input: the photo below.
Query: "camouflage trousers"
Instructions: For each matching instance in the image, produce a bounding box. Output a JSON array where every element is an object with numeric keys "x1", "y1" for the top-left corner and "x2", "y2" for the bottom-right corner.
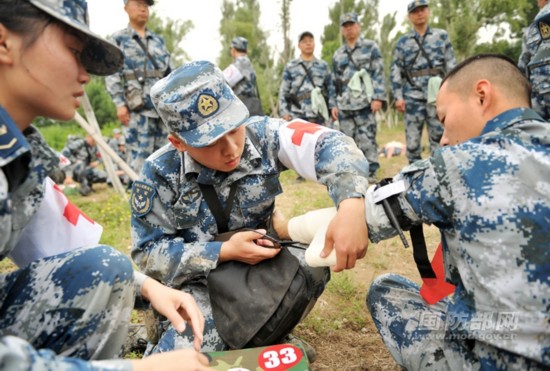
[
  {"x1": 366, "y1": 274, "x2": 542, "y2": 370},
  {"x1": 146, "y1": 246, "x2": 329, "y2": 354},
  {"x1": 403, "y1": 100, "x2": 443, "y2": 163},
  {"x1": 338, "y1": 106, "x2": 379, "y2": 176},
  {"x1": 0, "y1": 246, "x2": 135, "y2": 360},
  {"x1": 125, "y1": 113, "x2": 169, "y2": 174},
  {"x1": 73, "y1": 164, "x2": 107, "y2": 188}
]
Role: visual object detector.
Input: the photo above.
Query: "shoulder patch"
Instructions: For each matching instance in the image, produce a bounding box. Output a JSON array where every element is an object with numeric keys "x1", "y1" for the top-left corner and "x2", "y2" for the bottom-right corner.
[{"x1": 131, "y1": 181, "x2": 156, "y2": 217}]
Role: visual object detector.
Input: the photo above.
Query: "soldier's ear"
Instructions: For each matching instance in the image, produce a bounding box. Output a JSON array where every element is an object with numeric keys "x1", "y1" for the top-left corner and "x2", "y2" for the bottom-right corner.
[
  {"x1": 0, "y1": 24, "x2": 13, "y2": 65},
  {"x1": 168, "y1": 133, "x2": 188, "y2": 152}
]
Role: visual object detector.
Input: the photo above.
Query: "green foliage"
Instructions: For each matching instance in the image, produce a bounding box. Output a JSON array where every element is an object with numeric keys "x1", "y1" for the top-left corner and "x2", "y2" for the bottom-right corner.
[
  {"x1": 38, "y1": 123, "x2": 86, "y2": 151},
  {"x1": 84, "y1": 77, "x2": 117, "y2": 127},
  {"x1": 148, "y1": 11, "x2": 194, "y2": 67},
  {"x1": 431, "y1": 0, "x2": 533, "y2": 61},
  {"x1": 217, "y1": 0, "x2": 277, "y2": 115}
]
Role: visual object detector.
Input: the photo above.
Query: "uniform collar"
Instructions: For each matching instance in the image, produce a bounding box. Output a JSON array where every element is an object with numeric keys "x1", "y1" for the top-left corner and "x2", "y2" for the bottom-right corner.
[
  {"x1": 482, "y1": 108, "x2": 544, "y2": 135},
  {"x1": 0, "y1": 106, "x2": 31, "y2": 168}
]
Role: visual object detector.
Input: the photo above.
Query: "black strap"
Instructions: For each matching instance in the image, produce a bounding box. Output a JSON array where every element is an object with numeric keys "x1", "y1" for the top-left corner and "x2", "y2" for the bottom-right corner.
[
  {"x1": 198, "y1": 182, "x2": 238, "y2": 233},
  {"x1": 299, "y1": 62, "x2": 317, "y2": 88},
  {"x1": 410, "y1": 225, "x2": 437, "y2": 279},
  {"x1": 412, "y1": 36, "x2": 434, "y2": 69},
  {"x1": 132, "y1": 34, "x2": 160, "y2": 70},
  {"x1": 345, "y1": 48, "x2": 360, "y2": 70}
]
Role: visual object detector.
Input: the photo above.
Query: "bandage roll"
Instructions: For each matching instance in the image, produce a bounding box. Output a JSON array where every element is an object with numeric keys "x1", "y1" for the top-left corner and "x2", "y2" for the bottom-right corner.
[{"x1": 288, "y1": 207, "x2": 337, "y2": 267}]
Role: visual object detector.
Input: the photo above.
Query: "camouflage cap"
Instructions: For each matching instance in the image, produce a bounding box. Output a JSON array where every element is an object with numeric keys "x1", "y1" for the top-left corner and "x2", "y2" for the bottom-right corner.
[
  {"x1": 123, "y1": 0, "x2": 154, "y2": 5},
  {"x1": 298, "y1": 31, "x2": 314, "y2": 42},
  {"x1": 27, "y1": 0, "x2": 123, "y2": 76},
  {"x1": 231, "y1": 36, "x2": 248, "y2": 52},
  {"x1": 340, "y1": 12, "x2": 358, "y2": 26},
  {"x1": 151, "y1": 61, "x2": 249, "y2": 148},
  {"x1": 408, "y1": 0, "x2": 429, "y2": 13}
]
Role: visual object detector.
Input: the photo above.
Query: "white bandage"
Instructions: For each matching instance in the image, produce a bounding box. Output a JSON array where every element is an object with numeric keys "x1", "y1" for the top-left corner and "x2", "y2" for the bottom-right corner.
[{"x1": 288, "y1": 207, "x2": 337, "y2": 267}]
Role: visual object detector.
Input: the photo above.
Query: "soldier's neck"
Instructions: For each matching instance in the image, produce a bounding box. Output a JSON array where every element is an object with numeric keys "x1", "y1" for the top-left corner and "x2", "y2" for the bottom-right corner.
[
  {"x1": 301, "y1": 53, "x2": 314, "y2": 62},
  {"x1": 130, "y1": 20, "x2": 147, "y2": 37},
  {"x1": 414, "y1": 24, "x2": 428, "y2": 37}
]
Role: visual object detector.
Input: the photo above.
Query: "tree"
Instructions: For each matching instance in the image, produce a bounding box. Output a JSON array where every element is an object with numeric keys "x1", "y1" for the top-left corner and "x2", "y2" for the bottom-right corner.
[
  {"x1": 279, "y1": 0, "x2": 295, "y2": 67},
  {"x1": 84, "y1": 77, "x2": 117, "y2": 127},
  {"x1": 148, "y1": 11, "x2": 194, "y2": 67},
  {"x1": 217, "y1": 0, "x2": 276, "y2": 114},
  {"x1": 430, "y1": 0, "x2": 533, "y2": 61}
]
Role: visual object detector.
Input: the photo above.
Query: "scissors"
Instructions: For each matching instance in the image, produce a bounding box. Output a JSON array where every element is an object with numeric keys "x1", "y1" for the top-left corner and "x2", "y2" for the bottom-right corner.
[{"x1": 243, "y1": 228, "x2": 306, "y2": 250}]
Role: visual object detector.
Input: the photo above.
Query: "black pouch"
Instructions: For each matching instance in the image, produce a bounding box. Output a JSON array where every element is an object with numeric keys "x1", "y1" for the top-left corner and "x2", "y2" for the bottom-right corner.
[
  {"x1": 125, "y1": 84, "x2": 145, "y2": 111},
  {"x1": 208, "y1": 247, "x2": 314, "y2": 349}
]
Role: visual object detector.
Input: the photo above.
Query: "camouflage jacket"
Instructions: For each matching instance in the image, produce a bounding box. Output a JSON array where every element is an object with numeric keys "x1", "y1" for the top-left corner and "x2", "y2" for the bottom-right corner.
[
  {"x1": 130, "y1": 118, "x2": 369, "y2": 288},
  {"x1": 518, "y1": 4, "x2": 550, "y2": 95},
  {"x1": 332, "y1": 38, "x2": 387, "y2": 111},
  {"x1": 0, "y1": 106, "x2": 147, "y2": 370},
  {"x1": 391, "y1": 26, "x2": 456, "y2": 101},
  {"x1": 229, "y1": 55, "x2": 258, "y2": 98},
  {"x1": 105, "y1": 25, "x2": 171, "y2": 115},
  {"x1": 278, "y1": 56, "x2": 336, "y2": 119},
  {"x1": 366, "y1": 108, "x2": 550, "y2": 366}
]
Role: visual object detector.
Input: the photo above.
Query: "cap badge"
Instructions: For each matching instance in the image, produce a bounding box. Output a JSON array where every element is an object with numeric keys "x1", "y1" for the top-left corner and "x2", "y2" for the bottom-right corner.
[
  {"x1": 197, "y1": 94, "x2": 219, "y2": 117},
  {"x1": 540, "y1": 22, "x2": 550, "y2": 40}
]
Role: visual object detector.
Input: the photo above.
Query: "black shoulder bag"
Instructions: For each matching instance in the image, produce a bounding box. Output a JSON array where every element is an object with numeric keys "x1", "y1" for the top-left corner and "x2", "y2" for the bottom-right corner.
[{"x1": 200, "y1": 182, "x2": 329, "y2": 349}]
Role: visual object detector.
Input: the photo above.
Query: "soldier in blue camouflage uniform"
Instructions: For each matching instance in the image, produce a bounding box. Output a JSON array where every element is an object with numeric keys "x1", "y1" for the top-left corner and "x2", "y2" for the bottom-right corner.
[
  {"x1": 61, "y1": 134, "x2": 108, "y2": 195},
  {"x1": 130, "y1": 60, "x2": 370, "y2": 353},
  {"x1": 278, "y1": 31, "x2": 338, "y2": 126},
  {"x1": 332, "y1": 12, "x2": 387, "y2": 181},
  {"x1": 105, "y1": 0, "x2": 172, "y2": 174},
  {"x1": 223, "y1": 37, "x2": 263, "y2": 116},
  {"x1": 518, "y1": 0, "x2": 550, "y2": 120},
  {"x1": 391, "y1": 0, "x2": 456, "y2": 164},
  {"x1": 0, "y1": 1, "x2": 209, "y2": 369},
  {"x1": 365, "y1": 55, "x2": 549, "y2": 369}
]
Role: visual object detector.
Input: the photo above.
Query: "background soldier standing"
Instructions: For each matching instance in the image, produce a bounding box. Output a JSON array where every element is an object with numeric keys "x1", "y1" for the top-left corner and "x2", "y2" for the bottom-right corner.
[
  {"x1": 391, "y1": 0, "x2": 456, "y2": 164},
  {"x1": 223, "y1": 36, "x2": 263, "y2": 116},
  {"x1": 106, "y1": 0, "x2": 172, "y2": 174},
  {"x1": 518, "y1": 0, "x2": 550, "y2": 120},
  {"x1": 332, "y1": 12, "x2": 387, "y2": 182},
  {"x1": 278, "y1": 31, "x2": 338, "y2": 126}
]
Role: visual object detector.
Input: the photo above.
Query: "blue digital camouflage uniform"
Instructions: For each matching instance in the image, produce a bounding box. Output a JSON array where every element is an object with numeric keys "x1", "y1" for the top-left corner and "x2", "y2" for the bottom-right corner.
[
  {"x1": 62, "y1": 136, "x2": 107, "y2": 195},
  {"x1": 364, "y1": 108, "x2": 550, "y2": 369},
  {"x1": 391, "y1": 26, "x2": 456, "y2": 163},
  {"x1": 229, "y1": 56, "x2": 259, "y2": 100},
  {"x1": 105, "y1": 25, "x2": 171, "y2": 174},
  {"x1": 332, "y1": 37, "x2": 387, "y2": 177},
  {"x1": 131, "y1": 118, "x2": 369, "y2": 353},
  {"x1": 518, "y1": 3, "x2": 550, "y2": 120},
  {"x1": 129, "y1": 60, "x2": 370, "y2": 354},
  {"x1": 0, "y1": 106, "x2": 136, "y2": 371},
  {"x1": 278, "y1": 56, "x2": 337, "y2": 125}
]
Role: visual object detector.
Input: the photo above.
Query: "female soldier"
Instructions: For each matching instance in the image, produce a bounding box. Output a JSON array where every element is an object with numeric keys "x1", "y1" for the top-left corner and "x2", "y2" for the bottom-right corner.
[{"x1": 0, "y1": 0, "x2": 209, "y2": 369}]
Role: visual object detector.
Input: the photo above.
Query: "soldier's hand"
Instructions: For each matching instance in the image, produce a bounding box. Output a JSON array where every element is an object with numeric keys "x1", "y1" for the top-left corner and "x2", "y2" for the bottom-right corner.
[
  {"x1": 131, "y1": 348, "x2": 212, "y2": 371},
  {"x1": 219, "y1": 229, "x2": 280, "y2": 264},
  {"x1": 117, "y1": 105, "x2": 130, "y2": 126},
  {"x1": 371, "y1": 100, "x2": 383, "y2": 113},
  {"x1": 395, "y1": 99, "x2": 406, "y2": 113},
  {"x1": 331, "y1": 107, "x2": 339, "y2": 121},
  {"x1": 141, "y1": 277, "x2": 205, "y2": 351},
  {"x1": 321, "y1": 197, "x2": 368, "y2": 272},
  {"x1": 282, "y1": 114, "x2": 292, "y2": 121}
]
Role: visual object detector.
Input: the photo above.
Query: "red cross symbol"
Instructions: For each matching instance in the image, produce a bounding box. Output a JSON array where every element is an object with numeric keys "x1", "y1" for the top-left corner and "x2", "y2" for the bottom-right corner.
[
  {"x1": 287, "y1": 121, "x2": 323, "y2": 146},
  {"x1": 52, "y1": 183, "x2": 94, "y2": 226}
]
